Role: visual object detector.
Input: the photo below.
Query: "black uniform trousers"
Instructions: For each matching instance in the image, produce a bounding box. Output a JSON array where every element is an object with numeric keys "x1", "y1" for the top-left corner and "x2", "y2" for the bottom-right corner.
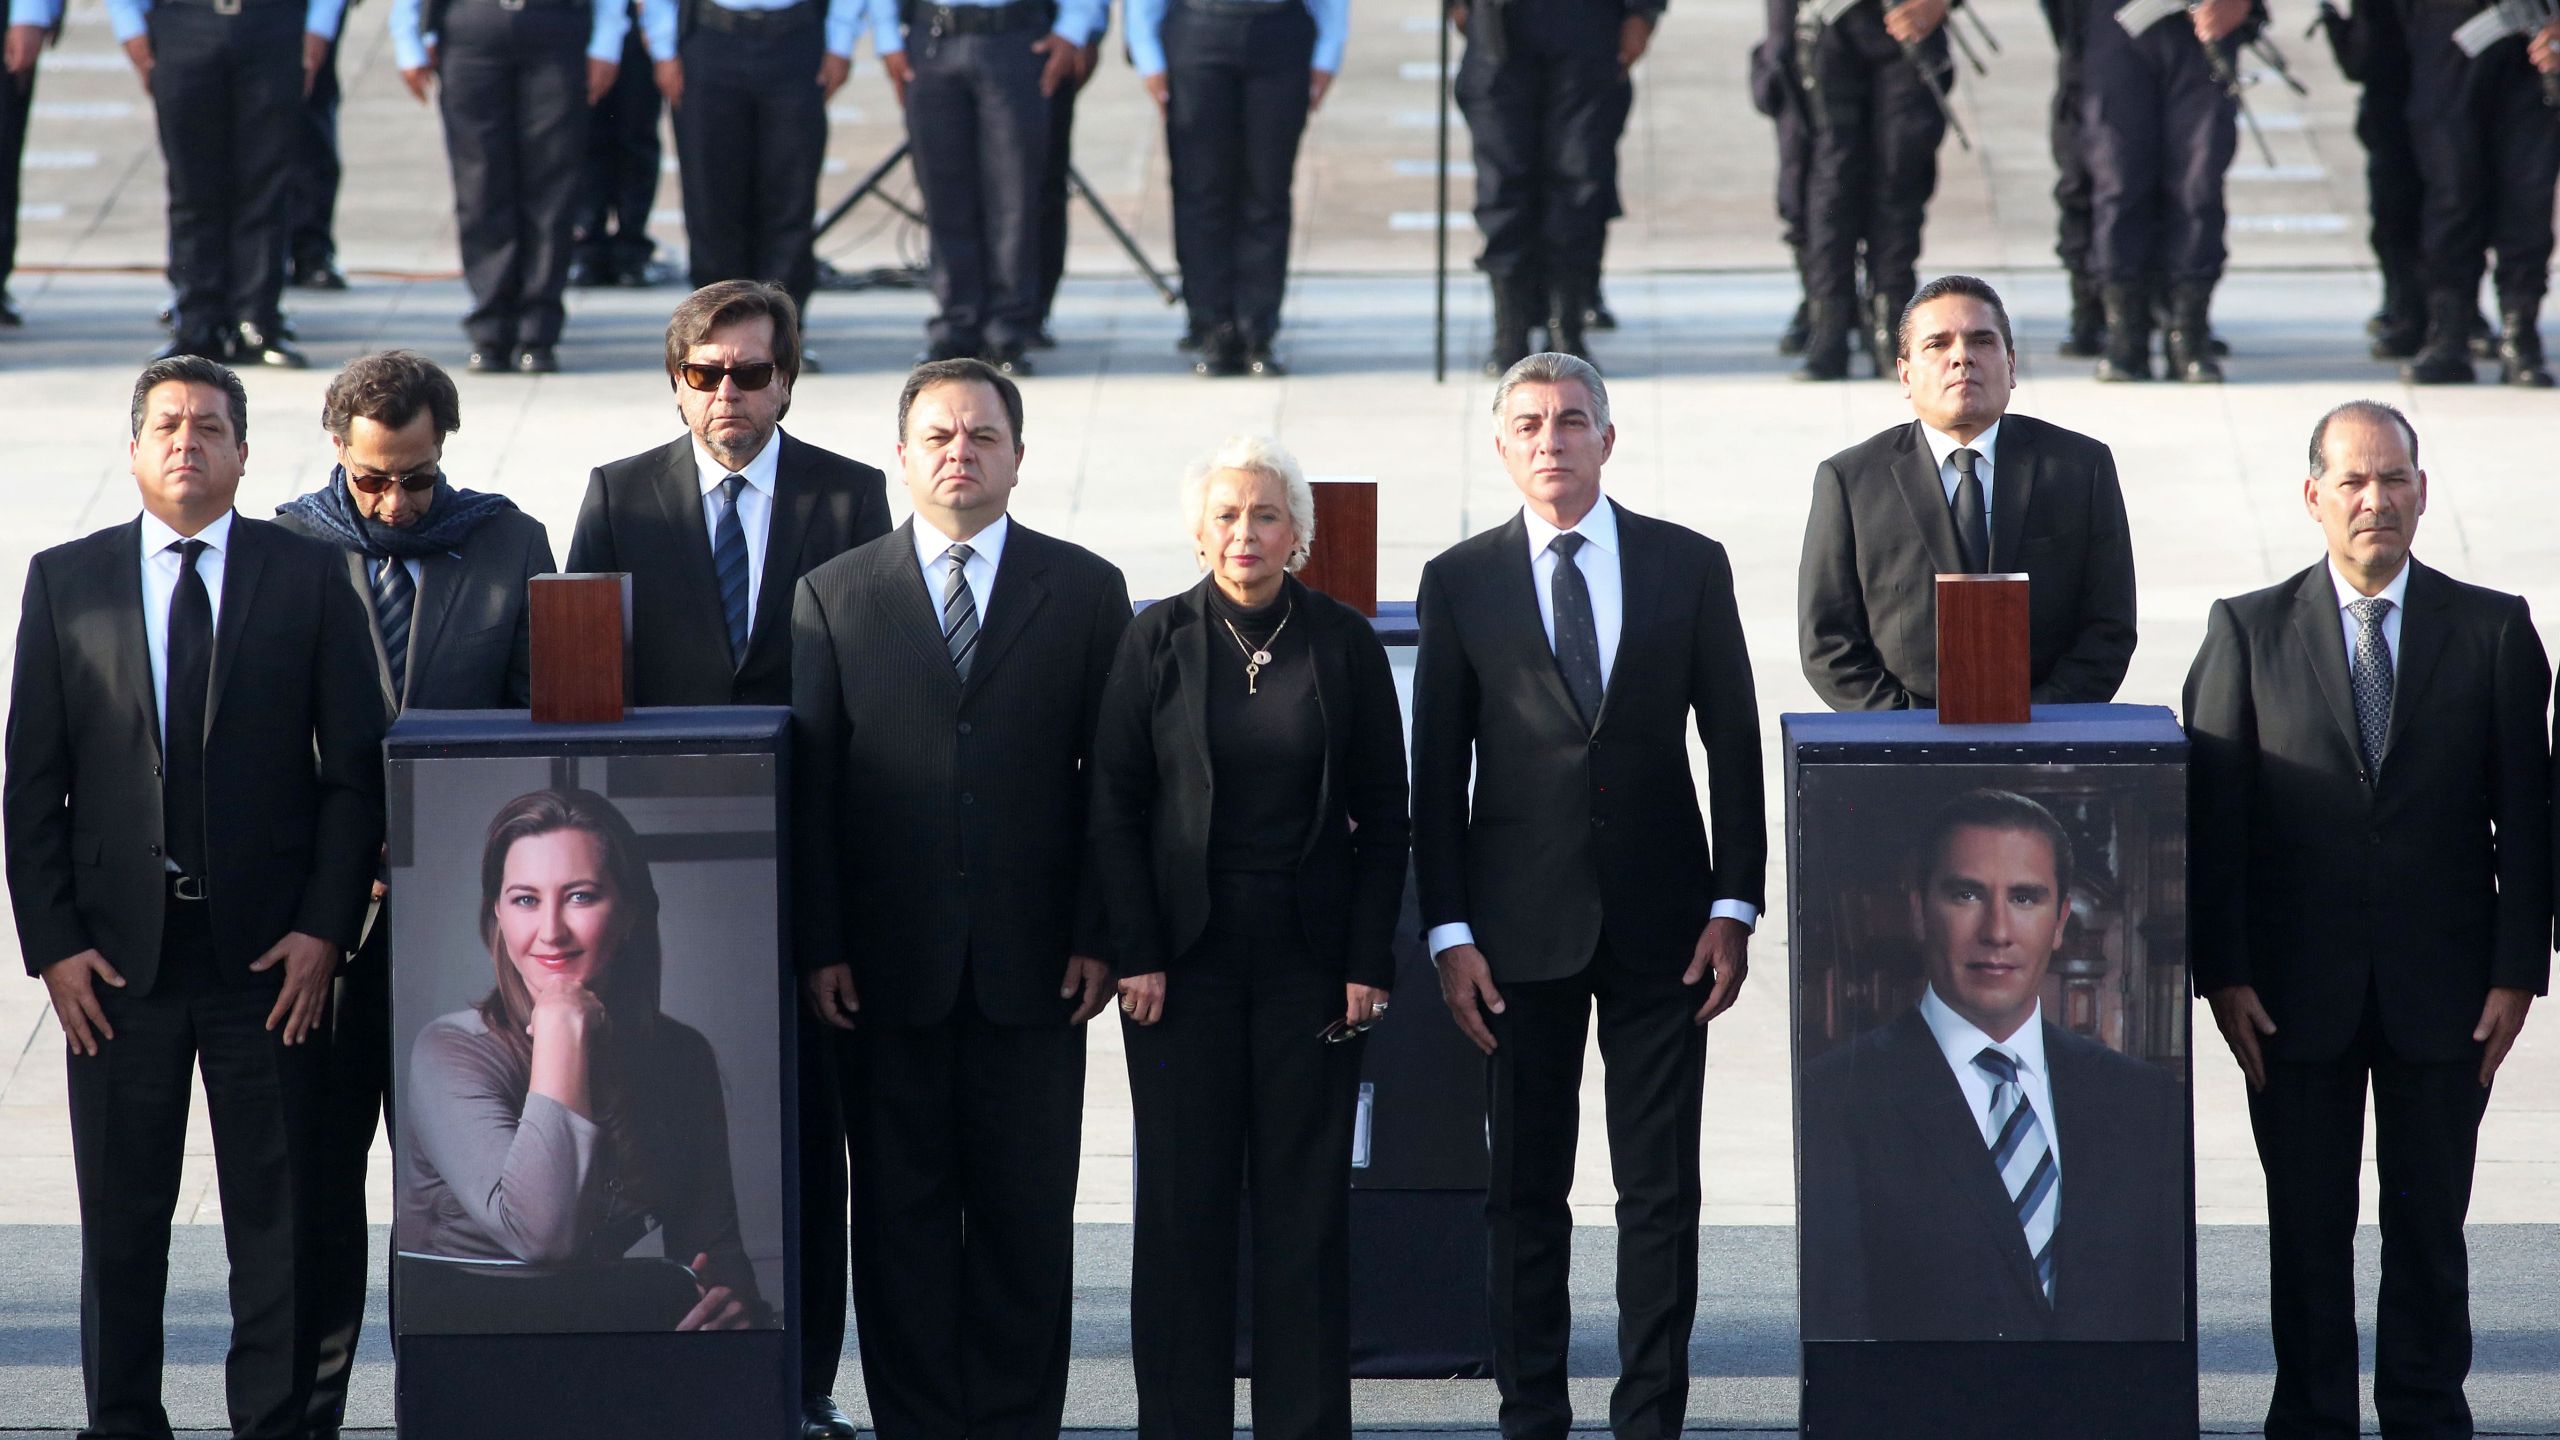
[
  {"x1": 1123, "y1": 872, "x2": 1362, "y2": 1440},
  {"x1": 2051, "y1": 48, "x2": 2093, "y2": 276},
  {"x1": 1800, "y1": 1, "x2": 1946, "y2": 309},
  {"x1": 2080, "y1": 10, "x2": 2238, "y2": 286},
  {"x1": 846, "y1": 977, "x2": 1083, "y2": 1440},
  {"x1": 1164, "y1": 1, "x2": 1315, "y2": 345},
  {"x1": 2401, "y1": 4, "x2": 2560, "y2": 306},
  {"x1": 1486, "y1": 938, "x2": 1707, "y2": 1440},
  {"x1": 437, "y1": 1, "x2": 589, "y2": 350},
  {"x1": 1455, "y1": 0, "x2": 1621, "y2": 293},
  {"x1": 674, "y1": 7, "x2": 825, "y2": 312},
  {"x1": 2353, "y1": 0, "x2": 2424, "y2": 291},
  {"x1": 68, "y1": 897, "x2": 329, "y2": 1440},
  {"x1": 2248, "y1": 984, "x2": 2491, "y2": 1440},
  {"x1": 575, "y1": 8, "x2": 665, "y2": 278},
  {"x1": 289, "y1": 32, "x2": 341, "y2": 273},
  {"x1": 303, "y1": 908, "x2": 391, "y2": 1439},
  {"x1": 146, "y1": 0, "x2": 302, "y2": 340},
  {"x1": 1034, "y1": 63, "x2": 1082, "y2": 328},
  {"x1": 1, "y1": 50, "x2": 33, "y2": 297},
  {"x1": 906, "y1": 26, "x2": 1050, "y2": 353}
]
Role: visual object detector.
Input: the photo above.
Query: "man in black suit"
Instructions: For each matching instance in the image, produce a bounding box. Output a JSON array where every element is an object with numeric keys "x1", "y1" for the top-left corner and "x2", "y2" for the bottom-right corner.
[
  {"x1": 793, "y1": 359, "x2": 1128, "y2": 1440},
  {"x1": 274, "y1": 349, "x2": 555, "y2": 1440},
  {"x1": 2186, "y1": 401, "x2": 2552, "y2": 1440},
  {"x1": 1798, "y1": 273, "x2": 2138, "y2": 711},
  {"x1": 1800, "y1": 788, "x2": 2186, "y2": 1343},
  {"x1": 1415, "y1": 352, "x2": 1765, "y2": 1440},
  {"x1": 5, "y1": 356, "x2": 385, "y2": 1440},
  {"x1": 566, "y1": 280, "x2": 889, "y2": 1439}
]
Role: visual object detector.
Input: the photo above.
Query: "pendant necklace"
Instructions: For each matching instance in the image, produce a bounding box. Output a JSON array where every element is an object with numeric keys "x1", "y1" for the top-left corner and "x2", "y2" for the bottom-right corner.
[{"x1": 1219, "y1": 600, "x2": 1293, "y2": 696}]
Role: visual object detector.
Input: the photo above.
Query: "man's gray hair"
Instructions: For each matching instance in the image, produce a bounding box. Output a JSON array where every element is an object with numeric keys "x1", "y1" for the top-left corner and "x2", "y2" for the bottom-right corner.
[
  {"x1": 2307, "y1": 399, "x2": 2419, "y2": 478},
  {"x1": 1491, "y1": 352, "x2": 1610, "y2": 434},
  {"x1": 1181, "y1": 435, "x2": 1317, "y2": 572}
]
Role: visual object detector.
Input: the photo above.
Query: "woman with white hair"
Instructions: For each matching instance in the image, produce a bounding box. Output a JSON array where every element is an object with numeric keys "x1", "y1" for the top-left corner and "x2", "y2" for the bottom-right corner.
[{"x1": 1089, "y1": 435, "x2": 1409, "y2": 1439}]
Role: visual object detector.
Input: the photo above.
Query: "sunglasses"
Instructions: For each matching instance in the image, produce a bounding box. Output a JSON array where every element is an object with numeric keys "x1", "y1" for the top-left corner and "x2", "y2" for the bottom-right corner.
[
  {"x1": 346, "y1": 468, "x2": 440, "y2": 496},
  {"x1": 679, "y1": 361, "x2": 781, "y2": 393}
]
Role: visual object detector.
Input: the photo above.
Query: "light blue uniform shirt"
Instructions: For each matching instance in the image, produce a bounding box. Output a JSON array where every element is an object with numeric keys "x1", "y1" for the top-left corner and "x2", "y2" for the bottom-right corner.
[
  {"x1": 862, "y1": 0, "x2": 1107, "y2": 57},
  {"x1": 387, "y1": 0, "x2": 632, "y2": 70},
  {"x1": 107, "y1": 0, "x2": 348, "y2": 42},
  {"x1": 1127, "y1": 0, "x2": 1345, "y2": 77},
  {"x1": 638, "y1": 0, "x2": 862, "y2": 60},
  {"x1": 12, "y1": 0, "x2": 63, "y2": 29}
]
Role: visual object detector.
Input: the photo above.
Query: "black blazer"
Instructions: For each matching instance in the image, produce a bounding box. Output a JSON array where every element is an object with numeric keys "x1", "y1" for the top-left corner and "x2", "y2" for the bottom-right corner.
[
  {"x1": 1412, "y1": 503, "x2": 1765, "y2": 983},
  {"x1": 275, "y1": 507, "x2": 555, "y2": 712},
  {"x1": 1798, "y1": 414, "x2": 2138, "y2": 711},
  {"x1": 2184, "y1": 558, "x2": 2554, "y2": 1064},
  {"x1": 566, "y1": 431, "x2": 891, "y2": 706},
  {"x1": 5, "y1": 516, "x2": 387, "y2": 992},
  {"x1": 1798, "y1": 1007, "x2": 2188, "y2": 1342},
  {"x1": 1088, "y1": 576, "x2": 1411, "y2": 988},
  {"x1": 790, "y1": 519, "x2": 1131, "y2": 1027}
]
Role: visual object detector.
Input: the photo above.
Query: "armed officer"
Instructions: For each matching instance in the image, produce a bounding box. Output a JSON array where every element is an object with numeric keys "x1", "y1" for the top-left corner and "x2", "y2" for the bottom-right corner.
[{"x1": 1753, "y1": 0, "x2": 1816, "y2": 356}]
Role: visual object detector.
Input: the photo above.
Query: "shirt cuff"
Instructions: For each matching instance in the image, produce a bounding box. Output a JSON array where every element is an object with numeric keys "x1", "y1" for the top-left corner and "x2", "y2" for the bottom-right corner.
[
  {"x1": 392, "y1": 27, "x2": 429, "y2": 68},
  {"x1": 107, "y1": 2, "x2": 148, "y2": 42},
  {"x1": 1426, "y1": 922, "x2": 1476, "y2": 960},
  {"x1": 1710, "y1": 899, "x2": 1760, "y2": 931},
  {"x1": 9, "y1": 0, "x2": 58, "y2": 27},
  {"x1": 588, "y1": 0, "x2": 629, "y2": 62}
]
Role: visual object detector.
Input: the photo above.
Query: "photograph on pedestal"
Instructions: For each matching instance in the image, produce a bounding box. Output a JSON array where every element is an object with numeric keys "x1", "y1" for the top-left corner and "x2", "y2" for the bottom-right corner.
[
  {"x1": 1795, "y1": 763, "x2": 2189, "y2": 1344},
  {"x1": 386, "y1": 752, "x2": 787, "y2": 1336}
]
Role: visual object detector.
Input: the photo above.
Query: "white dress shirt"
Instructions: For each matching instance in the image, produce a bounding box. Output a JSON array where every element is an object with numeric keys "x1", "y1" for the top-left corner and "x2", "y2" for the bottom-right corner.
[
  {"x1": 138, "y1": 509, "x2": 233, "y2": 755},
  {"x1": 693, "y1": 429, "x2": 780, "y2": 624},
  {"x1": 2327, "y1": 556, "x2": 2410, "y2": 679},
  {"x1": 1919, "y1": 984, "x2": 2062, "y2": 1170},
  {"x1": 1921, "y1": 417, "x2": 2001, "y2": 515},
  {"x1": 1426, "y1": 496, "x2": 1757, "y2": 960},
  {"x1": 913, "y1": 511, "x2": 1009, "y2": 623}
]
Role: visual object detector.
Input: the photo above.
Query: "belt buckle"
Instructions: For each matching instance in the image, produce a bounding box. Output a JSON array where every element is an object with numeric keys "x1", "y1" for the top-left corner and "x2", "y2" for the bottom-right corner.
[
  {"x1": 500, "y1": 0, "x2": 526, "y2": 10},
  {"x1": 172, "y1": 874, "x2": 208, "y2": 902},
  {"x1": 212, "y1": 0, "x2": 243, "y2": 14}
]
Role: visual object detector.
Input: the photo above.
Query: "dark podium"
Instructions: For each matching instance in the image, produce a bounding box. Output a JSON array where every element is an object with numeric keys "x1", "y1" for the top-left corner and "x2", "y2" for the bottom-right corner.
[{"x1": 1786, "y1": 704, "x2": 2198, "y2": 1440}]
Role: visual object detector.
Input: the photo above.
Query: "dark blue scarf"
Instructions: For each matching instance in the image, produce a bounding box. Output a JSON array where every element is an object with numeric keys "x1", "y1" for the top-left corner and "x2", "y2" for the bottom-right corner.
[{"x1": 277, "y1": 467, "x2": 520, "y2": 560}]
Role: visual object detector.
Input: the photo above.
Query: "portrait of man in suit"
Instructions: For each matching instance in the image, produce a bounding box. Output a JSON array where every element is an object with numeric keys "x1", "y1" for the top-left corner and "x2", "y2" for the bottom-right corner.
[{"x1": 1800, "y1": 786, "x2": 2187, "y2": 1343}]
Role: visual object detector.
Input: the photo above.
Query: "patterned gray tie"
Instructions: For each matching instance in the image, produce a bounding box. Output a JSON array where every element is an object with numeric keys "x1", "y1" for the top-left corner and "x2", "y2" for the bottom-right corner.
[
  {"x1": 2348, "y1": 596, "x2": 2394, "y2": 778},
  {"x1": 942, "y1": 544, "x2": 980, "y2": 682},
  {"x1": 1547, "y1": 532, "x2": 1605, "y2": 729}
]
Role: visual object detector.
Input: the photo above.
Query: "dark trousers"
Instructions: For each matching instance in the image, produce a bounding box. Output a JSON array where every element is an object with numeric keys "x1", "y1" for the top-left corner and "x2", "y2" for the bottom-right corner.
[
  {"x1": 1164, "y1": 2, "x2": 1314, "y2": 344},
  {"x1": 147, "y1": 1, "x2": 301, "y2": 337},
  {"x1": 2080, "y1": 13, "x2": 2238, "y2": 286},
  {"x1": 2357, "y1": 79, "x2": 2424, "y2": 288},
  {"x1": 799, "y1": 1009, "x2": 854, "y2": 1400},
  {"x1": 68, "y1": 901, "x2": 328, "y2": 1440},
  {"x1": 1774, "y1": 93, "x2": 1810, "y2": 262},
  {"x1": 1487, "y1": 940, "x2": 1706, "y2": 1440},
  {"x1": 576, "y1": 16, "x2": 665, "y2": 275},
  {"x1": 2402, "y1": 6, "x2": 2560, "y2": 306},
  {"x1": 1122, "y1": 873, "x2": 1362, "y2": 1440},
  {"x1": 2051, "y1": 48, "x2": 2093, "y2": 276},
  {"x1": 674, "y1": 15, "x2": 825, "y2": 313},
  {"x1": 1456, "y1": 0, "x2": 1620, "y2": 291},
  {"x1": 289, "y1": 33, "x2": 341, "y2": 271},
  {"x1": 438, "y1": 4, "x2": 589, "y2": 349},
  {"x1": 1, "y1": 53, "x2": 33, "y2": 293},
  {"x1": 1033, "y1": 65, "x2": 1080, "y2": 327},
  {"x1": 847, "y1": 982, "x2": 1084, "y2": 1439},
  {"x1": 906, "y1": 27, "x2": 1049, "y2": 351},
  {"x1": 1801, "y1": 4, "x2": 1946, "y2": 309},
  {"x1": 2248, "y1": 990, "x2": 2491, "y2": 1440},
  {"x1": 304, "y1": 915, "x2": 392, "y2": 1438}
]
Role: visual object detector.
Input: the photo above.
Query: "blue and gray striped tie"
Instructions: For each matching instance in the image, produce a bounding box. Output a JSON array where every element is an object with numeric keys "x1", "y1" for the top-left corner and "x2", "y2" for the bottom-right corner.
[
  {"x1": 713, "y1": 474, "x2": 752, "y2": 667},
  {"x1": 1974, "y1": 1046, "x2": 2059, "y2": 1306},
  {"x1": 942, "y1": 544, "x2": 979, "y2": 682},
  {"x1": 370, "y1": 554, "x2": 414, "y2": 703}
]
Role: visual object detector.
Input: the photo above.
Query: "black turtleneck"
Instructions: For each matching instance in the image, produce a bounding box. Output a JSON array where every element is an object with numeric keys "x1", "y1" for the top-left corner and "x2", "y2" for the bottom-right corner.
[{"x1": 1204, "y1": 581, "x2": 1323, "y2": 872}]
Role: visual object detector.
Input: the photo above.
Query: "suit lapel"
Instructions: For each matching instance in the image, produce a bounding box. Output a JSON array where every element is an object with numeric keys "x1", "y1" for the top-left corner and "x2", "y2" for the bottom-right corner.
[
  {"x1": 1592, "y1": 506, "x2": 1653, "y2": 734},
  {"x1": 1172, "y1": 584, "x2": 1215, "y2": 781},
  {"x1": 405, "y1": 549, "x2": 465, "y2": 705},
  {"x1": 205, "y1": 518, "x2": 269, "y2": 738},
  {"x1": 1988, "y1": 420, "x2": 2036, "y2": 574},
  {"x1": 107, "y1": 521, "x2": 162, "y2": 760},
  {"x1": 1492, "y1": 513, "x2": 1587, "y2": 731},
  {"x1": 879, "y1": 521, "x2": 963, "y2": 690},
  {"x1": 752, "y1": 434, "x2": 818, "y2": 653},
  {"x1": 2042, "y1": 1025, "x2": 2112, "y2": 1324},
  {"x1": 2284, "y1": 563, "x2": 2366, "y2": 772},
  {"x1": 964, "y1": 524, "x2": 1050, "y2": 697},
  {"x1": 2383, "y1": 559, "x2": 2448, "y2": 762},
  {"x1": 1891, "y1": 423, "x2": 1967, "y2": 577},
  {"x1": 344, "y1": 550, "x2": 400, "y2": 712},
  {"x1": 1878, "y1": 1010, "x2": 2047, "y2": 1311}
]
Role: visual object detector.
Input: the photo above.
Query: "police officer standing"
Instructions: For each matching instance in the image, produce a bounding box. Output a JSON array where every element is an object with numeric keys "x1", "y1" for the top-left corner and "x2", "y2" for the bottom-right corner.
[
  {"x1": 641, "y1": 0, "x2": 860, "y2": 334},
  {"x1": 1790, "y1": 0, "x2": 1952, "y2": 380},
  {"x1": 874, "y1": 0, "x2": 1105, "y2": 376},
  {"x1": 2397, "y1": 2, "x2": 2560, "y2": 386},
  {"x1": 288, "y1": 11, "x2": 346, "y2": 291},
  {"x1": 1029, "y1": 22, "x2": 1099, "y2": 348},
  {"x1": 1454, "y1": 0, "x2": 1660, "y2": 378},
  {"x1": 1133, "y1": 0, "x2": 1346, "y2": 378},
  {"x1": 2, "y1": 0, "x2": 53, "y2": 328},
  {"x1": 571, "y1": 0, "x2": 671, "y2": 288},
  {"x1": 1752, "y1": 0, "x2": 1815, "y2": 355},
  {"x1": 392, "y1": 0, "x2": 628, "y2": 373},
  {"x1": 112, "y1": 0, "x2": 342, "y2": 366},
  {"x1": 2079, "y1": 0, "x2": 2247, "y2": 383},
  {"x1": 2045, "y1": 0, "x2": 2103, "y2": 356}
]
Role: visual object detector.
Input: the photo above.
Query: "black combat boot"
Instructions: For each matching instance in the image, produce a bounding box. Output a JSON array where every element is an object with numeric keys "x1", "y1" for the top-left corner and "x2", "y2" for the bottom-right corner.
[
  {"x1": 1779, "y1": 299, "x2": 1811, "y2": 356},
  {"x1": 2164, "y1": 280, "x2": 2224, "y2": 383},
  {"x1": 1868, "y1": 288, "x2": 1910, "y2": 378},
  {"x1": 1547, "y1": 277, "x2": 1592, "y2": 362},
  {"x1": 1482, "y1": 275, "x2": 1534, "y2": 379},
  {"x1": 2497, "y1": 298, "x2": 2553, "y2": 387},
  {"x1": 2402, "y1": 291, "x2": 2479, "y2": 385},
  {"x1": 2095, "y1": 283, "x2": 2152, "y2": 382},
  {"x1": 1794, "y1": 299, "x2": 1853, "y2": 381},
  {"x1": 2368, "y1": 265, "x2": 2425, "y2": 359},
  {"x1": 2060, "y1": 273, "x2": 2106, "y2": 358}
]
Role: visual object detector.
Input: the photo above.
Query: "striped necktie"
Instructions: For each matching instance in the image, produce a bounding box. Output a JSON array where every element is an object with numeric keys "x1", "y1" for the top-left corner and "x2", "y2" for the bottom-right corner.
[
  {"x1": 941, "y1": 544, "x2": 979, "y2": 682},
  {"x1": 370, "y1": 554, "x2": 414, "y2": 704},
  {"x1": 1973, "y1": 1046, "x2": 2059, "y2": 1305},
  {"x1": 713, "y1": 474, "x2": 752, "y2": 667}
]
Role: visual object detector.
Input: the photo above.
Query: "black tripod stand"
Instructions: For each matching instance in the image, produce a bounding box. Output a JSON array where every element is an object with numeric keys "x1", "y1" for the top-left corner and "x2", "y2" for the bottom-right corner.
[{"x1": 811, "y1": 139, "x2": 1182, "y2": 304}]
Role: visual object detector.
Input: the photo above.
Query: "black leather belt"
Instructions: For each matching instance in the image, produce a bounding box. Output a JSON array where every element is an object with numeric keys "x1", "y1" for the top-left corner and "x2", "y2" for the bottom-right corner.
[
  {"x1": 918, "y1": 0, "x2": 1051, "y2": 36},
  {"x1": 457, "y1": 0, "x2": 586, "y2": 12},
  {"x1": 1179, "y1": 0, "x2": 1295, "y2": 16},
  {"x1": 167, "y1": 872, "x2": 209, "y2": 903},
  {"x1": 158, "y1": 0, "x2": 297, "y2": 15},
  {"x1": 694, "y1": 0, "x2": 819, "y2": 34}
]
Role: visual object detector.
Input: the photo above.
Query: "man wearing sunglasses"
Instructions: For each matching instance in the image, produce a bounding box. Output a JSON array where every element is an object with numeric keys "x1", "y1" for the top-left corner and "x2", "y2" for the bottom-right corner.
[
  {"x1": 273, "y1": 348, "x2": 556, "y2": 1440},
  {"x1": 567, "y1": 278, "x2": 889, "y2": 1440}
]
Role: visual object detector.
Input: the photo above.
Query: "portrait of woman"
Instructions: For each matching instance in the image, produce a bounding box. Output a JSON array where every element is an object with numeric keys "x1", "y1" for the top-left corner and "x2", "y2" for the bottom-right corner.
[
  {"x1": 396, "y1": 787, "x2": 765, "y2": 1333},
  {"x1": 1089, "y1": 435, "x2": 1411, "y2": 1439}
]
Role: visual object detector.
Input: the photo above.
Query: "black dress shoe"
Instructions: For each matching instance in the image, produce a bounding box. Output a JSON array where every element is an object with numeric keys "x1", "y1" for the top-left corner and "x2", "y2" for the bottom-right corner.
[
  {"x1": 232, "y1": 322, "x2": 308, "y2": 369},
  {"x1": 800, "y1": 1396, "x2": 859, "y2": 1439},
  {"x1": 1245, "y1": 340, "x2": 1287, "y2": 377},
  {"x1": 151, "y1": 331, "x2": 229, "y2": 363},
  {"x1": 515, "y1": 345, "x2": 559, "y2": 374},
  {"x1": 987, "y1": 344, "x2": 1034, "y2": 376},
  {"x1": 290, "y1": 258, "x2": 349, "y2": 291},
  {"x1": 0, "y1": 291, "x2": 21, "y2": 327},
  {"x1": 567, "y1": 255, "x2": 612, "y2": 288},
  {"x1": 1193, "y1": 323, "x2": 1246, "y2": 377},
  {"x1": 620, "y1": 257, "x2": 682, "y2": 288},
  {"x1": 467, "y1": 348, "x2": 511, "y2": 374}
]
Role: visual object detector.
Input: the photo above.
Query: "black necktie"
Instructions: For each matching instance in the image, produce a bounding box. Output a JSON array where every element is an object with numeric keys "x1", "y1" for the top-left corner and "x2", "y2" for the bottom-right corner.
[
  {"x1": 371, "y1": 555, "x2": 414, "y2": 704},
  {"x1": 1951, "y1": 447, "x2": 1989, "y2": 573},
  {"x1": 1548, "y1": 532, "x2": 1605, "y2": 729},
  {"x1": 713, "y1": 474, "x2": 751, "y2": 667},
  {"x1": 164, "y1": 539, "x2": 212, "y2": 877}
]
